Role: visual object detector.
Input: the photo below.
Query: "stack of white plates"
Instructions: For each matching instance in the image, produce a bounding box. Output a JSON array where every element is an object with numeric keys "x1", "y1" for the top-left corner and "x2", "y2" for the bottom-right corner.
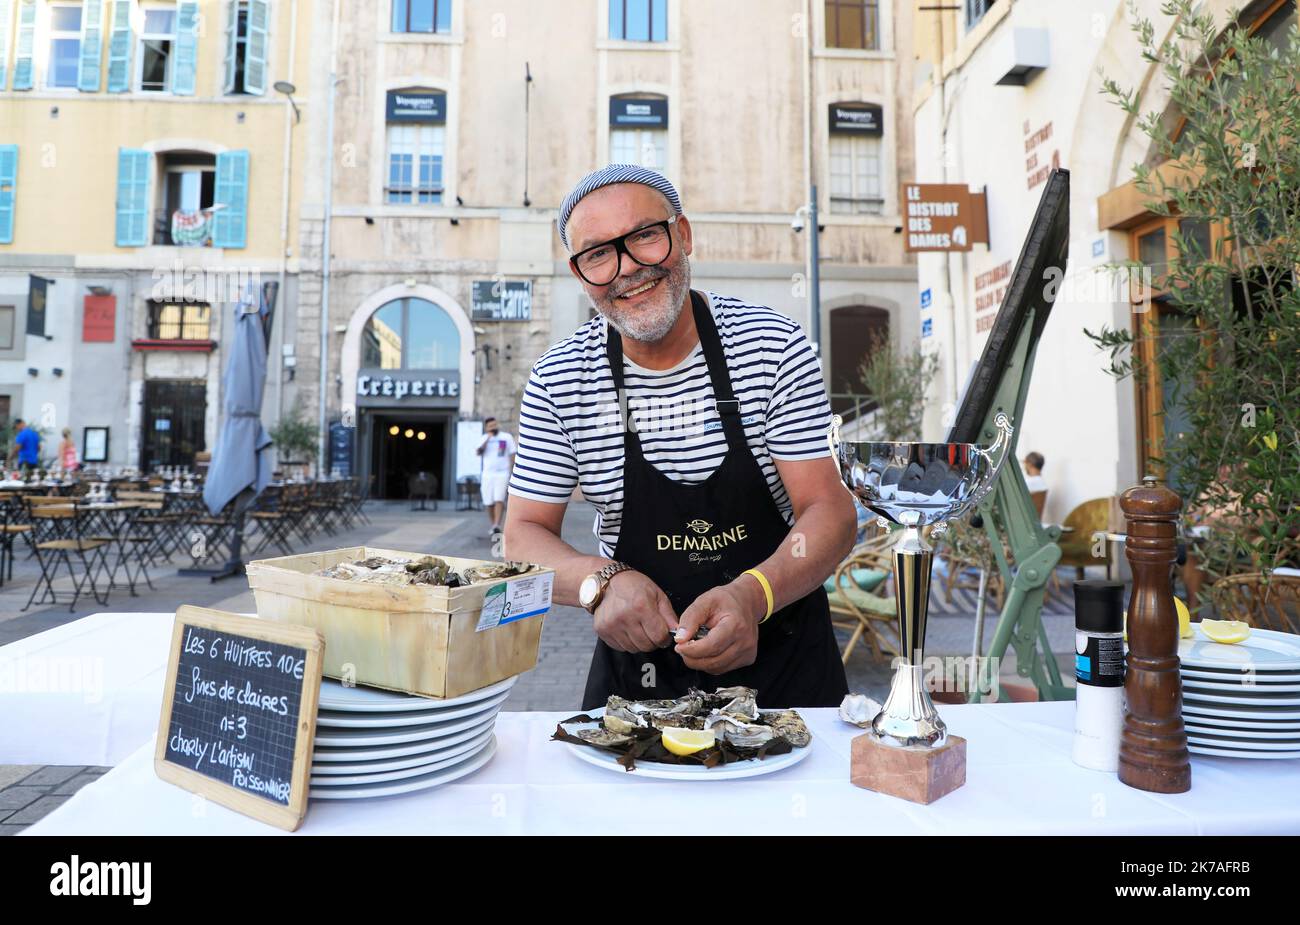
[
  {"x1": 1179, "y1": 626, "x2": 1300, "y2": 759},
  {"x1": 309, "y1": 676, "x2": 514, "y2": 799}
]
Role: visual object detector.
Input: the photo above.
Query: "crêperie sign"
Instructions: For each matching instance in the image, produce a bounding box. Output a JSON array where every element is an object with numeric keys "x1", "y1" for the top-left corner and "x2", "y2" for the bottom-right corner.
[{"x1": 154, "y1": 606, "x2": 324, "y2": 831}]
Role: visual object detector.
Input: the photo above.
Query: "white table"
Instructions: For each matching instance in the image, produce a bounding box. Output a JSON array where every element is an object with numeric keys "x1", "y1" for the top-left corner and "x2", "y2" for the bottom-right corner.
[
  {"x1": 1, "y1": 612, "x2": 194, "y2": 765},
  {"x1": 5, "y1": 613, "x2": 1300, "y2": 835}
]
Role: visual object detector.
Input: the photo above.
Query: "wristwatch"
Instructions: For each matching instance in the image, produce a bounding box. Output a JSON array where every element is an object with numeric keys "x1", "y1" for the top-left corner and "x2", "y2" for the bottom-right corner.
[{"x1": 579, "y1": 561, "x2": 633, "y2": 614}]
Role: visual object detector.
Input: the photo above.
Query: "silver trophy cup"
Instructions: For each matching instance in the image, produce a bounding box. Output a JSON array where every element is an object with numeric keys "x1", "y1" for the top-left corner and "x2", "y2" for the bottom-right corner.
[{"x1": 830, "y1": 412, "x2": 1013, "y2": 747}]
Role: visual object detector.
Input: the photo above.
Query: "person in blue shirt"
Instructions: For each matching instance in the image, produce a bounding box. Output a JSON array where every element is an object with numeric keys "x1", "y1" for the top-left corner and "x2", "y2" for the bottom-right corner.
[{"x1": 12, "y1": 419, "x2": 41, "y2": 472}]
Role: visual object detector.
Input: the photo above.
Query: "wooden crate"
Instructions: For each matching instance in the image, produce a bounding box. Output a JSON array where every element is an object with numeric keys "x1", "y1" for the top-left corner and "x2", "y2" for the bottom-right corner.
[{"x1": 245, "y1": 546, "x2": 553, "y2": 699}]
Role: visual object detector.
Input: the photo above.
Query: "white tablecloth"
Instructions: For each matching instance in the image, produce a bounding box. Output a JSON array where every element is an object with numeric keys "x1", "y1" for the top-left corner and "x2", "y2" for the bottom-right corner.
[
  {"x1": 5, "y1": 613, "x2": 1300, "y2": 835},
  {"x1": 0, "y1": 612, "x2": 177, "y2": 766}
]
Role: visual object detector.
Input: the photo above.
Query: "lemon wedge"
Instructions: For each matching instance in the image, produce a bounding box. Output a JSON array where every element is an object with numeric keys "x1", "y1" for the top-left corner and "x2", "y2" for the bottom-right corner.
[
  {"x1": 1199, "y1": 619, "x2": 1252, "y2": 644},
  {"x1": 661, "y1": 727, "x2": 717, "y2": 756}
]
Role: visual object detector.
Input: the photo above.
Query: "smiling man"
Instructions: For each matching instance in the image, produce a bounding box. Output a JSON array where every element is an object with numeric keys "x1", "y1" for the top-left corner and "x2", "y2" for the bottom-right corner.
[{"x1": 504, "y1": 164, "x2": 856, "y2": 710}]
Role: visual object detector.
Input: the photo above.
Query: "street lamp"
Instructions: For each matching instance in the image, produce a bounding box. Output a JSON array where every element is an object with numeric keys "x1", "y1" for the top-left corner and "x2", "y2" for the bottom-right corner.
[
  {"x1": 273, "y1": 80, "x2": 300, "y2": 123},
  {"x1": 792, "y1": 185, "x2": 825, "y2": 357}
]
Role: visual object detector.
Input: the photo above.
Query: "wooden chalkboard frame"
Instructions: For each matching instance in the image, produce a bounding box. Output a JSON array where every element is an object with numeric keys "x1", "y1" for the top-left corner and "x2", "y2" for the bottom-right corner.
[{"x1": 154, "y1": 605, "x2": 325, "y2": 832}]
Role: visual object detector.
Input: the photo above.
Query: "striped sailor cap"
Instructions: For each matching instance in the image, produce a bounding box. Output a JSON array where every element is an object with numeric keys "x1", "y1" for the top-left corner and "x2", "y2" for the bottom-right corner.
[{"x1": 556, "y1": 163, "x2": 682, "y2": 250}]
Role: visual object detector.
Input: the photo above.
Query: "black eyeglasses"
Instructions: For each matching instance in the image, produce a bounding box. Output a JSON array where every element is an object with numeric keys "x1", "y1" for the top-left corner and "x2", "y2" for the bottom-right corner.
[{"x1": 568, "y1": 216, "x2": 678, "y2": 286}]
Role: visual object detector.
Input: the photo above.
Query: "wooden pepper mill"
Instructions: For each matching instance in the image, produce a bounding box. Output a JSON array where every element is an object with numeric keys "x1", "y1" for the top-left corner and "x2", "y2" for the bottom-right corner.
[{"x1": 1118, "y1": 476, "x2": 1191, "y2": 793}]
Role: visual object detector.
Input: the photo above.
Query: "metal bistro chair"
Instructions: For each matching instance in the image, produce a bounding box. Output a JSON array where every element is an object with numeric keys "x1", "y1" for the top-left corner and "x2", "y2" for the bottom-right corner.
[
  {"x1": 248, "y1": 484, "x2": 295, "y2": 557},
  {"x1": 22, "y1": 498, "x2": 111, "y2": 612},
  {"x1": 0, "y1": 492, "x2": 33, "y2": 586},
  {"x1": 409, "y1": 471, "x2": 439, "y2": 511},
  {"x1": 87, "y1": 502, "x2": 155, "y2": 596}
]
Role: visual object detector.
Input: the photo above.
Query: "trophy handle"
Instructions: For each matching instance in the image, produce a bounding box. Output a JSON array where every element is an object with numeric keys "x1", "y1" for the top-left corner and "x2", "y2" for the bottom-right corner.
[
  {"x1": 828, "y1": 414, "x2": 843, "y2": 456},
  {"x1": 966, "y1": 412, "x2": 1014, "y2": 508}
]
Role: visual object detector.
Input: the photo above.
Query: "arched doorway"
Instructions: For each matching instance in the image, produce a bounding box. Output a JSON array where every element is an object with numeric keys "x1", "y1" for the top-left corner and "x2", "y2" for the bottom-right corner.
[
  {"x1": 355, "y1": 297, "x2": 461, "y2": 499},
  {"x1": 828, "y1": 304, "x2": 890, "y2": 421}
]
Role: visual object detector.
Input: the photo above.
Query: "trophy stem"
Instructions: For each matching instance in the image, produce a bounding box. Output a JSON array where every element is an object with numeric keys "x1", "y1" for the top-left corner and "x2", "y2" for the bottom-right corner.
[{"x1": 873, "y1": 525, "x2": 947, "y2": 747}]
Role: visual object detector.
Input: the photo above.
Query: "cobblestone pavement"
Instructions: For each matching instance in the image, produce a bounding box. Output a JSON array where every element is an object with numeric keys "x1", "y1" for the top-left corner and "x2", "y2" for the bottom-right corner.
[{"x1": 0, "y1": 498, "x2": 1081, "y2": 833}]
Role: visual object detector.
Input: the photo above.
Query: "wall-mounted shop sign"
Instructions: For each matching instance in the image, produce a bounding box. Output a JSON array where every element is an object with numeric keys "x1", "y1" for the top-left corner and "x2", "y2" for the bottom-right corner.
[
  {"x1": 901, "y1": 182, "x2": 990, "y2": 253},
  {"x1": 471, "y1": 280, "x2": 532, "y2": 321},
  {"x1": 610, "y1": 97, "x2": 668, "y2": 127},
  {"x1": 386, "y1": 88, "x2": 447, "y2": 123},
  {"x1": 829, "y1": 102, "x2": 883, "y2": 135},
  {"x1": 356, "y1": 369, "x2": 460, "y2": 406}
]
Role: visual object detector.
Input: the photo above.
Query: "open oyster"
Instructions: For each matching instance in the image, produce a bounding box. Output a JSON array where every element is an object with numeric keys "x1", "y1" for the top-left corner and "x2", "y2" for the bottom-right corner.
[
  {"x1": 760, "y1": 710, "x2": 812, "y2": 747},
  {"x1": 704, "y1": 713, "x2": 777, "y2": 748},
  {"x1": 839, "y1": 693, "x2": 883, "y2": 728}
]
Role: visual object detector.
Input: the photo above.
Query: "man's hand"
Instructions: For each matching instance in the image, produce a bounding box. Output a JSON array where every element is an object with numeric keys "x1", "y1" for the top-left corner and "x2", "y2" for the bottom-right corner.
[
  {"x1": 592, "y1": 570, "x2": 680, "y2": 653},
  {"x1": 672, "y1": 578, "x2": 765, "y2": 674}
]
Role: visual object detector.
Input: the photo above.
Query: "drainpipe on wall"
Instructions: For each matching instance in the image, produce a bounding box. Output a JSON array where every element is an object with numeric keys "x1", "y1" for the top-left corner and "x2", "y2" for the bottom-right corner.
[
  {"x1": 318, "y1": 0, "x2": 340, "y2": 475},
  {"x1": 802, "y1": 0, "x2": 816, "y2": 364},
  {"x1": 275, "y1": 0, "x2": 300, "y2": 429}
]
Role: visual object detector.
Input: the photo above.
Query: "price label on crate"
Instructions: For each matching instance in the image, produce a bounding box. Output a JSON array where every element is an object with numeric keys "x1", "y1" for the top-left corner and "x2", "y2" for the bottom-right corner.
[{"x1": 476, "y1": 571, "x2": 554, "y2": 632}]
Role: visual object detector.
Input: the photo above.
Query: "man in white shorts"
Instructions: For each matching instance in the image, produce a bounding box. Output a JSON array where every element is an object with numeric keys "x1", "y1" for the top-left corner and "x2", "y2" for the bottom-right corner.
[{"x1": 476, "y1": 416, "x2": 516, "y2": 536}]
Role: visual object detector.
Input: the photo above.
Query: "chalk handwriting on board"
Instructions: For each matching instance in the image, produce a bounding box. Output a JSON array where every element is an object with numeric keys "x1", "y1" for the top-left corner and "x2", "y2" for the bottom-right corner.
[{"x1": 156, "y1": 607, "x2": 324, "y2": 831}]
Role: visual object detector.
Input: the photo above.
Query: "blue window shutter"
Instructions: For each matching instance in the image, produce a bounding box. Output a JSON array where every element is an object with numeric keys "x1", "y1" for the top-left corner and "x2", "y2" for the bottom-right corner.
[
  {"x1": 651, "y1": 0, "x2": 665, "y2": 41},
  {"x1": 115, "y1": 148, "x2": 151, "y2": 247},
  {"x1": 608, "y1": 0, "x2": 622, "y2": 40},
  {"x1": 213, "y1": 150, "x2": 249, "y2": 249},
  {"x1": 0, "y1": 0, "x2": 12, "y2": 91},
  {"x1": 222, "y1": 0, "x2": 237, "y2": 92},
  {"x1": 0, "y1": 146, "x2": 17, "y2": 245},
  {"x1": 173, "y1": 1, "x2": 199, "y2": 96},
  {"x1": 244, "y1": 0, "x2": 269, "y2": 95},
  {"x1": 107, "y1": 0, "x2": 133, "y2": 93},
  {"x1": 12, "y1": 0, "x2": 35, "y2": 90},
  {"x1": 78, "y1": 0, "x2": 106, "y2": 91}
]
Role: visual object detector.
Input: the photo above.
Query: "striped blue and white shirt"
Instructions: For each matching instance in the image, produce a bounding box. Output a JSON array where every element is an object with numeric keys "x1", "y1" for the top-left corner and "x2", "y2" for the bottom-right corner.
[{"x1": 508, "y1": 292, "x2": 833, "y2": 557}]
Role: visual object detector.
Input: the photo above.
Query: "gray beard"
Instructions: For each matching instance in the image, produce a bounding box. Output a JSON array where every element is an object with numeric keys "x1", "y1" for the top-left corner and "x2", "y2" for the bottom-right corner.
[{"x1": 589, "y1": 257, "x2": 692, "y2": 343}]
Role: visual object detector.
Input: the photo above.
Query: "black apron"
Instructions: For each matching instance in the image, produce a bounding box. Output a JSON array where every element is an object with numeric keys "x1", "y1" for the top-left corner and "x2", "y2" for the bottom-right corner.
[{"x1": 581, "y1": 291, "x2": 849, "y2": 710}]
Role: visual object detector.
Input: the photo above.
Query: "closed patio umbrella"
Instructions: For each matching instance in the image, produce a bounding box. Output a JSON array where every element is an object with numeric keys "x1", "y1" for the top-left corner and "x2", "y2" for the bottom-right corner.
[{"x1": 186, "y1": 281, "x2": 275, "y2": 578}]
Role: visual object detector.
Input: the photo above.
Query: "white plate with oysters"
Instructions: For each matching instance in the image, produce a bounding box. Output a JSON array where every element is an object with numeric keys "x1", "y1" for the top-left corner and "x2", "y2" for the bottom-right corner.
[{"x1": 554, "y1": 687, "x2": 814, "y2": 781}]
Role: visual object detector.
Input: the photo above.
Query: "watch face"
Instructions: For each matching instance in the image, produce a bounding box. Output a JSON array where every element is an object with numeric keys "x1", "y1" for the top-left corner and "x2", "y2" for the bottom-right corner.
[{"x1": 579, "y1": 575, "x2": 600, "y2": 608}]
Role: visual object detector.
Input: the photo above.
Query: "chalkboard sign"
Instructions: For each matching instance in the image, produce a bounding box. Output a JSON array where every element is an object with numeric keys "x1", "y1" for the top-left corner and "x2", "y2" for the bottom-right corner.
[{"x1": 154, "y1": 606, "x2": 325, "y2": 831}]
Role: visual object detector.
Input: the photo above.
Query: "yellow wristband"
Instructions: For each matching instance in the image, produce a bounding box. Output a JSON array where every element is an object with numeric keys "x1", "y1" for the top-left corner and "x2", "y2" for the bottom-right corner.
[{"x1": 743, "y1": 568, "x2": 775, "y2": 624}]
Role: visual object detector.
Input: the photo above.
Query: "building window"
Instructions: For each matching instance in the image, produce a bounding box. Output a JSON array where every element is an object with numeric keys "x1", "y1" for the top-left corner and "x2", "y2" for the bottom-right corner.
[
  {"x1": 0, "y1": 306, "x2": 14, "y2": 350},
  {"x1": 965, "y1": 0, "x2": 996, "y2": 30},
  {"x1": 825, "y1": 1, "x2": 879, "y2": 50},
  {"x1": 147, "y1": 301, "x2": 212, "y2": 340},
  {"x1": 829, "y1": 134, "x2": 883, "y2": 214},
  {"x1": 47, "y1": 4, "x2": 83, "y2": 89},
  {"x1": 361, "y1": 298, "x2": 459, "y2": 370},
  {"x1": 609, "y1": 95, "x2": 669, "y2": 173},
  {"x1": 609, "y1": 0, "x2": 666, "y2": 42},
  {"x1": 392, "y1": 0, "x2": 452, "y2": 34},
  {"x1": 221, "y1": 0, "x2": 268, "y2": 95},
  {"x1": 139, "y1": 7, "x2": 176, "y2": 92},
  {"x1": 610, "y1": 127, "x2": 666, "y2": 172},
  {"x1": 155, "y1": 152, "x2": 216, "y2": 246},
  {"x1": 385, "y1": 125, "x2": 444, "y2": 204}
]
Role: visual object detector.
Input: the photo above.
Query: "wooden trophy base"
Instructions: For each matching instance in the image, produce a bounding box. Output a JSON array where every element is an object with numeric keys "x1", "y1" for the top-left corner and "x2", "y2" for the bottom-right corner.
[{"x1": 850, "y1": 732, "x2": 967, "y2": 804}]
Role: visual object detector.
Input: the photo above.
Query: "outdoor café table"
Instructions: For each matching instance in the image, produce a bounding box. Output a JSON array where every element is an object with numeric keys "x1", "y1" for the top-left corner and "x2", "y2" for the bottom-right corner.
[{"x1": 4, "y1": 613, "x2": 1300, "y2": 835}]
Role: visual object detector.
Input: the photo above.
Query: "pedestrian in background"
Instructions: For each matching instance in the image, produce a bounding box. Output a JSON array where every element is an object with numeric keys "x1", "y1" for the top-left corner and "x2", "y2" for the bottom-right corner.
[
  {"x1": 12, "y1": 419, "x2": 41, "y2": 473},
  {"x1": 476, "y1": 416, "x2": 516, "y2": 537},
  {"x1": 58, "y1": 428, "x2": 80, "y2": 472}
]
